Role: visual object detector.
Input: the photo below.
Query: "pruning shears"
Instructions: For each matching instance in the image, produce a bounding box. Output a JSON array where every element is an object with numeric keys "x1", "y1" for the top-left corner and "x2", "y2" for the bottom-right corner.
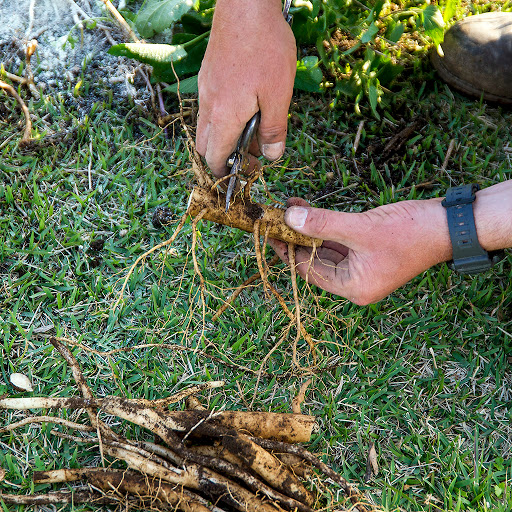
[{"x1": 224, "y1": 0, "x2": 293, "y2": 212}]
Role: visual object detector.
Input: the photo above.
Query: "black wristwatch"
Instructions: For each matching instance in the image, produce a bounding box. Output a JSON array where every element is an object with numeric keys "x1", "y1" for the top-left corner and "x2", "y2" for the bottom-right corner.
[{"x1": 442, "y1": 184, "x2": 505, "y2": 274}]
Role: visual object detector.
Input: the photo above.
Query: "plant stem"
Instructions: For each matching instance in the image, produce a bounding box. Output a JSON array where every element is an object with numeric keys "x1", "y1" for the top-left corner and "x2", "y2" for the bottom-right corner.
[{"x1": 182, "y1": 31, "x2": 210, "y2": 49}]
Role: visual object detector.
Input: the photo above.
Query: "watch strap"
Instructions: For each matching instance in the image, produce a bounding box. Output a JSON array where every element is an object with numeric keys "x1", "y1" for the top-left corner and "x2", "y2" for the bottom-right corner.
[{"x1": 442, "y1": 184, "x2": 492, "y2": 274}]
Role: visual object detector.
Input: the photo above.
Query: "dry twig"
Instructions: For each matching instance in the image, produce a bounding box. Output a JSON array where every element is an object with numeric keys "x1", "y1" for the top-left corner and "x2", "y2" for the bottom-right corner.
[{"x1": 0, "y1": 80, "x2": 32, "y2": 144}]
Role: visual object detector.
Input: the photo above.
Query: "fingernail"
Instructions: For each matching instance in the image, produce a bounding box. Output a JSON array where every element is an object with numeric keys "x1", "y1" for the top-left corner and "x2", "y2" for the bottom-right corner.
[
  {"x1": 262, "y1": 142, "x2": 284, "y2": 160},
  {"x1": 286, "y1": 207, "x2": 308, "y2": 229}
]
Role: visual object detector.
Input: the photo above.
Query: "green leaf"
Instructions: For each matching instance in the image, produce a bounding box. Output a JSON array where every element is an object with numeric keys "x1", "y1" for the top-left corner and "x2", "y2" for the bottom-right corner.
[
  {"x1": 388, "y1": 22, "x2": 404, "y2": 43},
  {"x1": 153, "y1": 38, "x2": 207, "y2": 81},
  {"x1": 294, "y1": 56, "x2": 323, "y2": 92},
  {"x1": 163, "y1": 75, "x2": 198, "y2": 94},
  {"x1": 136, "y1": 0, "x2": 194, "y2": 38},
  {"x1": 361, "y1": 22, "x2": 379, "y2": 44},
  {"x1": 335, "y1": 79, "x2": 359, "y2": 97},
  {"x1": 108, "y1": 43, "x2": 187, "y2": 68},
  {"x1": 368, "y1": 80, "x2": 380, "y2": 119},
  {"x1": 443, "y1": 0, "x2": 458, "y2": 22},
  {"x1": 422, "y1": 5, "x2": 445, "y2": 46}
]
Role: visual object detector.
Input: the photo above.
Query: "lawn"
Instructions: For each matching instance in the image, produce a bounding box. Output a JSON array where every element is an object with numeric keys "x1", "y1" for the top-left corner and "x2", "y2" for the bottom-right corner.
[{"x1": 1, "y1": 0, "x2": 511, "y2": 511}]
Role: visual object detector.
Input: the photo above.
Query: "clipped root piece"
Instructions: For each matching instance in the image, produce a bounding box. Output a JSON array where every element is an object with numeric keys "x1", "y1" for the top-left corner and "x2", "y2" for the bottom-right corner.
[
  {"x1": 222, "y1": 432, "x2": 314, "y2": 507},
  {"x1": 106, "y1": 445, "x2": 280, "y2": 512},
  {"x1": 0, "y1": 491, "x2": 118, "y2": 506},
  {"x1": 252, "y1": 437, "x2": 370, "y2": 512},
  {"x1": 0, "y1": 397, "x2": 314, "y2": 443},
  {"x1": 0, "y1": 415, "x2": 95, "y2": 434},
  {"x1": 34, "y1": 468, "x2": 211, "y2": 512},
  {"x1": 177, "y1": 410, "x2": 315, "y2": 443},
  {"x1": 188, "y1": 186, "x2": 322, "y2": 247}
]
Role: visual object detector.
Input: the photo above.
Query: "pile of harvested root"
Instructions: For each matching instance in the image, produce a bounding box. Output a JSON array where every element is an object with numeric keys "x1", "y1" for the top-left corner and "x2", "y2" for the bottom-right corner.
[{"x1": 0, "y1": 338, "x2": 371, "y2": 511}]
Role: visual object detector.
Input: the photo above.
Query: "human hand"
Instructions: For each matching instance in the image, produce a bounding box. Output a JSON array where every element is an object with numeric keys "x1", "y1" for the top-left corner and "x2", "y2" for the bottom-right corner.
[
  {"x1": 196, "y1": 0, "x2": 296, "y2": 177},
  {"x1": 270, "y1": 198, "x2": 453, "y2": 305}
]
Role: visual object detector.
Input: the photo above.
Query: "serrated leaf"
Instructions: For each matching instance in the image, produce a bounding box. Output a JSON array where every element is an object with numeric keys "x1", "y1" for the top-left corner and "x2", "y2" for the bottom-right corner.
[
  {"x1": 422, "y1": 5, "x2": 445, "y2": 46},
  {"x1": 108, "y1": 43, "x2": 187, "y2": 68},
  {"x1": 136, "y1": 0, "x2": 194, "y2": 38},
  {"x1": 294, "y1": 56, "x2": 323, "y2": 92},
  {"x1": 361, "y1": 22, "x2": 379, "y2": 44},
  {"x1": 163, "y1": 75, "x2": 198, "y2": 94}
]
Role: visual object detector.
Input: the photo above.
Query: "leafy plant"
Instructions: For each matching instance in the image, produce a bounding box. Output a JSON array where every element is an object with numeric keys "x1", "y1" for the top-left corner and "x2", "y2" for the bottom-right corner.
[
  {"x1": 110, "y1": 0, "x2": 452, "y2": 113},
  {"x1": 289, "y1": 0, "x2": 450, "y2": 117}
]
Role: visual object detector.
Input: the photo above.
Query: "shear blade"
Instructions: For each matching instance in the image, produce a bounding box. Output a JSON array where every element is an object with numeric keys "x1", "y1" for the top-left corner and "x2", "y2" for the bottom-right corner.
[{"x1": 225, "y1": 173, "x2": 237, "y2": 212}]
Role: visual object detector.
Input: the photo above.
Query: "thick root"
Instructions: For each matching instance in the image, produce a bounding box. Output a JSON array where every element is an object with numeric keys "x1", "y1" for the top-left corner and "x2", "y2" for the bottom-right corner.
[
  {"x1": 0, "y1": 397, "x2": 314, "y2": 443},
  {"x1": 33, "y1": 468, "x2": 211, "y2": 512},
  {"x1": 222, "y1": 432, "x2": 315, "y2": 506},
  {"x1": 187, "y1": 186, "x2": 322, "y2": 247}
]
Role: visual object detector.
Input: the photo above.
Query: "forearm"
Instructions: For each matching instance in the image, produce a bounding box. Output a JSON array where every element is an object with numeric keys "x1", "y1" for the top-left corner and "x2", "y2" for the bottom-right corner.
[
  {"x1": 425, "y1": 180, "x2": 512, "y2": 267},
  {"x1": 474, "y1": 180, "x2": 512, "y2": 252},
  {"x1": 213, "y1": 0, "x2": 283, "y2": 24}
]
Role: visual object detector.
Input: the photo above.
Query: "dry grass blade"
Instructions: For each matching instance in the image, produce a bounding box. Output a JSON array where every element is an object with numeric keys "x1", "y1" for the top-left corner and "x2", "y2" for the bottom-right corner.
[
  {"x1": 114, "y1": 214, "x2": 187, "y2": 310},
  {"x1": 212, "y1": 254, "x2": 280, "y2": 321},
  {"x1": 365, "y1": 442, "x2": 378, "y2": 482}
]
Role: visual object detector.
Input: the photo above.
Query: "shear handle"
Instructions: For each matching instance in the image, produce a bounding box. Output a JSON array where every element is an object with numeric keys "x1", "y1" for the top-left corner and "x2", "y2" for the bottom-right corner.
[{"x1": 238, "y1": 111, "x2": 261, "y2": 155}]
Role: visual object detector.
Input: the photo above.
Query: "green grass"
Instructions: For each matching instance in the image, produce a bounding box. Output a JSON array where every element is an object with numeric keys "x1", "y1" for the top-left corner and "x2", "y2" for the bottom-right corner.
[{"x1": 1, "y1": 3, "x2": 512, "y2": 512}]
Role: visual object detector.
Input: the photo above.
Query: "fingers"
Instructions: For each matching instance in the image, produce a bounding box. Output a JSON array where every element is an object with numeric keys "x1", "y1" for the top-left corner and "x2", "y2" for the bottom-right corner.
[
  {"x1": 286, "y1": 197, "x2": 310, "y2": 208},
  {"x1": 205, "y1": 113, "x2": 256, "y2": 178},
  {"x1": 270, "y1": 242, "x2": 354, "y2": 297},
  {"x1": 293, "y1": 246, "x2": 351, "y2": 296},
  {"x1": 284, "y1": 206, "x2": 369, "y2": 249},
  {"x1": 257, "y1": 75, "x2": 294, "y2": 163}
]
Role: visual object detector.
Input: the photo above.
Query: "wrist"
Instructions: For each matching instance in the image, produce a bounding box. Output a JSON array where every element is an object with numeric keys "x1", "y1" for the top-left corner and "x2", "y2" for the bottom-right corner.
[
  {"x1": 473, "y1": 181, "x2": 512, "y2": 252},
  {"x1": 214, "y1": 0, "x2": 283, "y2": 20},
  {"x1": 429, "y1": 181, "x2": 512, "y2": 268},
  {"x1": 424, "y1": 197, "x2": 453, "y2": 265}
]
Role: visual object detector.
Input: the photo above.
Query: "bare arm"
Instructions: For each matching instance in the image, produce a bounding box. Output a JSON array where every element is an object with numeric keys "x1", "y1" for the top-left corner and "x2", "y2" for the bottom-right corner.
[
  {"x1": 196, "y1": 0, "x2": 296, "y2": 177},
  {"x1": 270, "y1": 181, "x2": 512, "y2": 305}
]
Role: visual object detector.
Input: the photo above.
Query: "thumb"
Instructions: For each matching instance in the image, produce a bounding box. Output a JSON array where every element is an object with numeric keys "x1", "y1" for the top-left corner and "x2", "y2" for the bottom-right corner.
[
  {"x1": 257, "y1": 88, "x2": 293, "y2": 160},
  {"x1": 284, "y1": 206, "x2": 368, "y2": 249},
  {"x1": 257, "y1": 114, "x2": 288, "y2": 161}
]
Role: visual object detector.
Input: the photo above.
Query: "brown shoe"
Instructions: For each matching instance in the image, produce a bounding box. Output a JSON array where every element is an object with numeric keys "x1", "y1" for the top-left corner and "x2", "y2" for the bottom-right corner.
[{"x1": 431, "y1": 12, "x2": 512, "y2": 104}]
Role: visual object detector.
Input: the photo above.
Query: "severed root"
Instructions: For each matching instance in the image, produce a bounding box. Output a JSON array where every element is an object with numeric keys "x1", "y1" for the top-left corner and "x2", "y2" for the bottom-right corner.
[
  {"x1": 0, "y1": 80, "x2": 32, "y2": 144},
  {"x1": 253, "y1": 437, "x2": 370, "y2": 512},
  {"x1": 0, "y1": 490, "x2": 119, "y2": 506},
  {"x1": 222, "y1": 432, "x2": 314, "y2": 506},
  {"x1": 0, "y1": 397, "x2": 315, "y2": 443},
  {"x1": 188, "y1": 186, "x2": 322, "y2": 247},
  {"x1": 1, "y1": 341, "x2": 370, "y2": 512},
  {"x1": 33, "y1": 468, "x2": 212, "y2": 512},
  {"x1": 0, "y1": 415, "x2": 95, "y2": 434}
]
